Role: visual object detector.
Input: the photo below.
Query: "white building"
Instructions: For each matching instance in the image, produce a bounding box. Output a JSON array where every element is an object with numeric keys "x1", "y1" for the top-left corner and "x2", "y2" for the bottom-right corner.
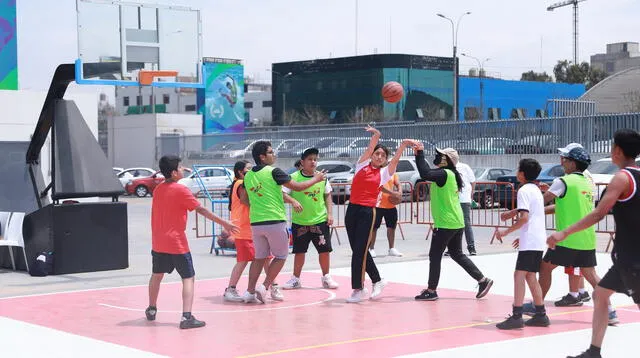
[
  {"x1": 114, "y1": 86, "x2": 198, "y2": 116},
  {"x1": 591, "y1": 42, "x2": 640, "y2": 74},
  {"x1": 245, "y1": 89, "x2": 272, "y2": 126}
]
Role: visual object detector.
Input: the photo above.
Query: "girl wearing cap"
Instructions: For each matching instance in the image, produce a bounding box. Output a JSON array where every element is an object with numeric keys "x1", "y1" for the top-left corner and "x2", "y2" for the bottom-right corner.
[
  {"x1": 344, "y1": 126, "x2": 413, "y2": 303},
  {"x1": 412, "y1": 142, "x2": 493, "y2": 301}
]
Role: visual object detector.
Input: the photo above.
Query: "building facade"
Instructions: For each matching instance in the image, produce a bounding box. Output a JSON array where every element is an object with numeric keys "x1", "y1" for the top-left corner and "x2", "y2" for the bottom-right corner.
[
  {"x1": 591, "y1": 42, "x2": 640, "y2": 74},
  {"x1": 114, "y1": 86, "x2": 198, "y2": 116}
]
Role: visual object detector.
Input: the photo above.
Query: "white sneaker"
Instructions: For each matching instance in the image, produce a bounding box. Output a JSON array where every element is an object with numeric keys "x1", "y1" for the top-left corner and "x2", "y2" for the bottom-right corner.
[
  {"x1": 255, "y1": 284, "x2": 267, "y2": 304},
  {"x1": 370, "y1": 280, "x2": 388, "y2": 300},
  {"x1": 223, "y1": 287, "x2": 244, "y2": 302},
  {"x1": 270, "y1": 284, "x2": 284, "y2": 301},
  {"x1": 282, "y1": 276, "x2": 302, "y2": 290},
  {"x1": 242, "y1": 291, "x2": 261, "y2": 304},
  {"x1": 346, "y1": 288, "x2": 369, "y2": 303},
  {"x1": 369, "y1": 249, "x2": 377, "y2": 258},
  {"x1": 321, "y1": 274, "x2": 339, "y2": 289},
  {"x1": 388, "y1": 248, "x2": 403, "y2": 257}
]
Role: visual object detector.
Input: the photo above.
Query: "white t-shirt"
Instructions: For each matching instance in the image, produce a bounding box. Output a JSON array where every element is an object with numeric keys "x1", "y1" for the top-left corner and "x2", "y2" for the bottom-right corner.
[
  {"x1": 356, "y1": 160, "x2": 392, "y2": 186},
  {"x1": 516, "y1": 183, "x2": 547, "y2": 251},
  {"x1": 549, "y1": 172, "x2": 596, "y2": 199},
  {"x1": 456, "y1": 162, "x2": 475, "y2": 203}
]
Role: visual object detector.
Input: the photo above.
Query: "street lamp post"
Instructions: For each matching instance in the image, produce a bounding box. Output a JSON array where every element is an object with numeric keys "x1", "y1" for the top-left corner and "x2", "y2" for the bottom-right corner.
[
  {"x1": 462, "y1": 53, "x2": 490, "y2": 120},
  {"x1": 437, "y1": 12, "x2": 471, "y2": 122},
  {"x1": 267, "y1": 69, "x2": 292, "y2": 124}
]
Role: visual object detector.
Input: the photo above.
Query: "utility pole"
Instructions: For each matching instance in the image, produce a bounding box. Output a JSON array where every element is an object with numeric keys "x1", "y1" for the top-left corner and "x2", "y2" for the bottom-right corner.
[{"x1": 437, "y1": 12, "x2": 471, "y2": 121}]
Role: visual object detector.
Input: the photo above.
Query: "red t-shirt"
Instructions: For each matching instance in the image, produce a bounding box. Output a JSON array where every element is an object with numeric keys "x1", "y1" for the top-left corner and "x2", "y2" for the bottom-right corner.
[
  {"x1": 151, "y1": 181, "x2": 201, "y2": 254},
  {"x1": 349, "y1": 160, "x2": 391, "y2": 208}
]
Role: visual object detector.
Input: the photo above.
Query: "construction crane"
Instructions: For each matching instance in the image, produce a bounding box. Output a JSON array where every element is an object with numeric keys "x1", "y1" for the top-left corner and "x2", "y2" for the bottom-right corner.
[{"x1": 547, "y1": 0, "x2": 586, "y2": 64}]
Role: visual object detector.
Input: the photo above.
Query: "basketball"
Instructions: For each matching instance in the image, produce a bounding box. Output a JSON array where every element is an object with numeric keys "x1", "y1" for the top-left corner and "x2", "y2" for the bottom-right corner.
[{"x1": 382, "y1": 81, "x2": 404, "y2": 103}]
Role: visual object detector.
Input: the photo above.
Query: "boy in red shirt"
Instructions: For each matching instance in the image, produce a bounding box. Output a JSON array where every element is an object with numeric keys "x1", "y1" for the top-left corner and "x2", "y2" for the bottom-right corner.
[{"x1": 145, "y1": 155, "x2": 238, "y2": 329}]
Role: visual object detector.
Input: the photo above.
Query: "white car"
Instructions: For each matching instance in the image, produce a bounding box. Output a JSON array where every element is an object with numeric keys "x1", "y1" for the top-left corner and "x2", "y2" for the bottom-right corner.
[
  {"x1": 116, "y1": 167, "x2": 155, "y2": 188},
  {"x1": 178, "y1": 166, "x2": 233, "y2": 197},
  {"x1": 590, "y1": 157, "x2": 640, "y2": 201}
]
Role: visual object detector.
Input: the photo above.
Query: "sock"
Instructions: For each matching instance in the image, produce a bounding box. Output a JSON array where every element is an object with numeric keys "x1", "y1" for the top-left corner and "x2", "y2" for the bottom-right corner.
[
  {"x1": 569, "y1": 292, "x2": 579, "y2": 298},
  {"x1": 182, "y1": 312, "x2": 192, "y2": 320},
  {"x1": 535, "y1": 305, "x2": 546, "y2": 315},
  {"x1": 587, "y1": 344, "x2": 601, "y2": 355},
  {"x1": 229, "y1": 285, "x2": 236, "y2": 289},
  {"x1": 147, "y1": 305, "x2": 157, "y2": 313},
  {"x1": 578, "y1": 288, "x2": 587, "y2": 294},
  {"x1": 608, "y1": 305, "x2": 615, "y2": 313},
  {"x1": 512, "y1": 305, "x2": 523, "y2": 319}
]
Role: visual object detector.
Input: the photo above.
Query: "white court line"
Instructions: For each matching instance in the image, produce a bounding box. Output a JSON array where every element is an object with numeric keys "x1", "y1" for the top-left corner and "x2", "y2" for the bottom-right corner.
[{"x1": 99, "y1": 288, "x2": 336, "y2": 313}]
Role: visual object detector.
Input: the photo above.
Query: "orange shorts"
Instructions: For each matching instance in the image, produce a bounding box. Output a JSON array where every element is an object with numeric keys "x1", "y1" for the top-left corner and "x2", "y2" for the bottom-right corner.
[{"x1": 235, "y1": 239, "x2": 274, "y2": 262}]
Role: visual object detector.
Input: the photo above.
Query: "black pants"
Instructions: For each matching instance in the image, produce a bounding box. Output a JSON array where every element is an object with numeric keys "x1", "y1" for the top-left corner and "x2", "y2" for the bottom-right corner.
[
  {"x1": 428, "y1": 228, "x2": 484, "y2": 290},
  {"x1": 346, "y1": 203, "x2": 381, "y2": 289}
]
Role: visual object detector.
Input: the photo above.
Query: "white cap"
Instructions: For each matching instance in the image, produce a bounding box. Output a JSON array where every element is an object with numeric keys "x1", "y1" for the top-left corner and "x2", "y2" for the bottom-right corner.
[{"x1": 557, "y1": 142, "x2": 583, "y2": 156}]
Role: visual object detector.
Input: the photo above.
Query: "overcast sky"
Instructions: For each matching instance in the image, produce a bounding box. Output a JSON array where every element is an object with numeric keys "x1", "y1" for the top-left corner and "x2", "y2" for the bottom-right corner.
[{"x1": 17, "y1": 0, "x2": 640, "y2": 95}]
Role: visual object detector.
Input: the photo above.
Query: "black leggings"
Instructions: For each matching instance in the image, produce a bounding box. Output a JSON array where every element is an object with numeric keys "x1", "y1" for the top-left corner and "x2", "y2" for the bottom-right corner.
[
  {"x1": 428, "y1": 228, "x2": 484, "y2": 290},
  {"x1": 345, "y1": 203, "x2": 381, "y2": 289}
]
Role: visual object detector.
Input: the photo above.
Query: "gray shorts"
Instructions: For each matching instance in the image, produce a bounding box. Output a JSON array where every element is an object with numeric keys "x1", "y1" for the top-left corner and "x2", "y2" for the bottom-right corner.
[{"x1": 252, "y1": 222, "x2": 289, "y2": 260}]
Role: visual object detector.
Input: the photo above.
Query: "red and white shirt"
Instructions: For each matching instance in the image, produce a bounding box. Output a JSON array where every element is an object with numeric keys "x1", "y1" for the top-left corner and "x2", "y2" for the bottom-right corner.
[{"x1": 349, "y1": 160, "x2": 391, "y2": 207}]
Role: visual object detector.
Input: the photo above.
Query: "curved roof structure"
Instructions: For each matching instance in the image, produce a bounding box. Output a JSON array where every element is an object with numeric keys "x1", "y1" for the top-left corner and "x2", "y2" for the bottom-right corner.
[{"x1": 580, "y1": 66, "x2": 640, "y2": 113}]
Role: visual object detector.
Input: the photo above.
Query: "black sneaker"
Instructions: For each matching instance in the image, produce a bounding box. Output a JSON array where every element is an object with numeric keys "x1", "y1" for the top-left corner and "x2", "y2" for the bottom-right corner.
[
  {"x1": 578, "y1": 291, "x2": 591, "y2": 302},
  {"x1": 415, "y1": 289, "x2": 439, "y2": 301},
  {"x1": 567, "y1": 350, "x2": 602, "y2": 358},
  {"x1": 525, "y1": 314, "x2": 550, "y2": 327},
  {"x1": 496, "y1": 315, "x2": 524, "y2": 330},
  {"x1": 554, "y1": 294, "x2": 584, "y2": 307},
  {"x1": 468, "y1": 247, "x2": 477, "y2": 256},
  {"x1": 145, "y1": 306, "x2": 157, "y2": 321},
  {"x1": 179, "y1": 315, "x2": 206, "y2": 329},
  {"x1": 476, "y1": 278, "x2": 494, "y2": 299},
  {"x1": 443, "y1": 251, "x2": 450, "y2": 257}
]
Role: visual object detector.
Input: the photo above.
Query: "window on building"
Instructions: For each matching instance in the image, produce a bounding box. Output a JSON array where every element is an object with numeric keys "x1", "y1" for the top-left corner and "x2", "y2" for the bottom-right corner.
[
  {"x1": 262, "y1": 100, "x2": 272, "y2": 107},
  {"x1": 185, "y1": 104, "x2": 196, "y2": 112},
  {"x1": 245, "y1": 102, "x2": 253, "y2": 109},
  {"x1": 510, "y1": 108, "x2": 527, "y2": 119},
  {"x1": 535, "y1": 109, "x2": 548, "y2": 118},
  {"x1": 488, "y1": 108, "x2": 501, "y2": 120},
  {"x1": 316, "y1": 81, "x2": 323, "y2": 91},
  {"x1": 464, "y1": 107, "x2": 480, "y2": 121},
  {"x1": 136, "y1": 95, "x2": 142, "y2": 106},
  {"x1": 123, "y1": 96, "x2": 130, "y2": 106},
  {"x1": 163, "y1": 94, "x2": 170, "y2": 104},
  {"x1": 605, "y1": 62, "x2": 614, "y2": 73}
]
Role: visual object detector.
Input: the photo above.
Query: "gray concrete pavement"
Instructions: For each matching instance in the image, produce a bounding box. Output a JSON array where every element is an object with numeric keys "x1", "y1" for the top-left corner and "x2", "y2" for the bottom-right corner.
[{"x1": 0, "y1": 196, "x2": 615, "y2": 298}]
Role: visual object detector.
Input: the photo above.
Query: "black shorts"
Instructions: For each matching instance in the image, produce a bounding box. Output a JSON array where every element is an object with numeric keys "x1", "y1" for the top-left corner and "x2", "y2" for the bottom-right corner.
[
  {"x1": 599, "y1": 263, "x2": 640, "y2": 304},
  {"x1": 516, "y1": 251, "x2": 543, "y2": 272},
  {"x1": 151, "y1": 251, "x2": 195, "y2": 279},
  {"x1": 291, "y1": 222, "x2": 332, "y2": 254},
  {"x1": 373, "y1": 207, "x2": 398, "y2": 229},
  {"x1": 543, "y1": 245, "x2": 597, "y2": 268}
]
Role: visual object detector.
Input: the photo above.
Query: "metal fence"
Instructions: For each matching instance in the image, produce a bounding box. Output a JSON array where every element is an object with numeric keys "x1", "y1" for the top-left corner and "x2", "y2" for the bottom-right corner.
[{"x1": 159, "y1": 112, "x2": 640, "y2": 161}]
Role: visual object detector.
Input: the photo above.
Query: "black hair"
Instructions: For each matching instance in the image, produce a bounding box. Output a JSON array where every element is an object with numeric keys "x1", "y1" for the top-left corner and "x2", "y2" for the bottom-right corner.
[
  {"x1": 373, "y1": 144, "x2": 389, "y2": 158},
  {"x1": 518, "y1": 158, "x2": 542, "y2": 181},
  {"x1": 251, "y1": 140, "x2": 271, "y2": 165},
  {"x1": 575, "y1": 160, "x2": 589, "y2": 172},
  {"x1": 159, "y1": 155, "x2": 181, "y2": 179},
  {"x1": 613, "y1": 129, "x2": 640, "y2": 159},
  {"x1": 442, "y1": 155, "x2": 464, "y2": 192},
  {"x1": 294, "y1": 159, "x2": 302, "y2": 168},
  {"x1": 233, "y1": 160, "x2": 250, "y2": 179}
]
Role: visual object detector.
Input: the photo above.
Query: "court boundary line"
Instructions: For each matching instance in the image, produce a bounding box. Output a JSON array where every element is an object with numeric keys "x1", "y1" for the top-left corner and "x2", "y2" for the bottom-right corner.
[{"x1": 236, "y1": 305, "x2": 639, "y2": 358}]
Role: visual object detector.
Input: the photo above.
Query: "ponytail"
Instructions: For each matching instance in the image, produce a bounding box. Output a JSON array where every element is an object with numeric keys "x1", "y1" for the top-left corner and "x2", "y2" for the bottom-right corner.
[{"x1": 444, "y1": 157, "x2": 464, "y2": 192}]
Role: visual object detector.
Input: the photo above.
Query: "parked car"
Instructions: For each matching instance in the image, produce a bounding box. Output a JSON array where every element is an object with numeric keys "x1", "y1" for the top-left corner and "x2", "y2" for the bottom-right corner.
[
  {"x1": 113, "y1": 167, "x2": 124, "y2": 175},
  {"x1": 116, "y1": 167, "x2": 155, "y2": 188},
  {"x1": 277, "y1": 138, "x2": 327, "y2": 158},
  {"x1": 319, "y1": 160, "x2": 356, "y2": 204},
  {"x1": 124, "y1": 168, "x2": 192, "y2": 197},
  {"x1": 504, "y1": 135, "x2": 562, "y2": 154},
  {"x1": 178, "y1": 166, "x2": 234, "y2": 197},
  {"x1": 471, "y1": 167, "x2": 515, "y2": 208},
  {"x1": 493, "y1": 163, "x2": 565, "y2": 208},
  {"x1": 330, "y1": 138, "x2": 399, "y2": 158},
  {"x1": 458, "y1": 137, "x2": 515, "y2": 155}
]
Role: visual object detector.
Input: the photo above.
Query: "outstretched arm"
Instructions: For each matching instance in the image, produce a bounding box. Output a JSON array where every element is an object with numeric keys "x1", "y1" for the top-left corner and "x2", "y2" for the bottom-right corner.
[
  {"x1": 358, "y1": 125, "x2": 381, "y2": 164},
  {"x1": 386, "y1": 140, "x2": 412, "y2": 175}
]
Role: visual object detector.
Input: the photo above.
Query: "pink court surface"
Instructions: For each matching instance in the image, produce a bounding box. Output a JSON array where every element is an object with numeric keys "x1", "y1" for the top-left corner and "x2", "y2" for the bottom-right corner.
[{"x1": 1, "y1": 253, "x2": 639, "y2": 358}]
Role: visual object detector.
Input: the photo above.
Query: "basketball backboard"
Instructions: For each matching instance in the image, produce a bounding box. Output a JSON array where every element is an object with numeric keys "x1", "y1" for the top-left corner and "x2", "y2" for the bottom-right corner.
[{"x1": 76, "y1": 0, "x2": 202, "y2": 88}]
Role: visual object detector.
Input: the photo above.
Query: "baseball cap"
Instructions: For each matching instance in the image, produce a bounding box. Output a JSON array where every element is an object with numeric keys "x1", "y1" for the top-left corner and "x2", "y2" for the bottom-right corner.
[
  {"x1": 558, "y1": 142, "x2": 583, "y2": 156},
  {"x1": 564, "y1": 147, "x2": 591, "y2": 165},
  {"x1": 301, "y1": 147, "x2": 319, "y2": 159},
  {"x1": 435, "y1": 147, "x2": 459, "y2": 166}
]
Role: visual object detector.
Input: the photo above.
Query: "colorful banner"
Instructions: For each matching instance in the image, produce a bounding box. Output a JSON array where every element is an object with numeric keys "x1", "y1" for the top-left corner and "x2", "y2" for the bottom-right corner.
[
  {"x1": 0, "y1": 0, "x2": 17, "y2": 90},
  {"x1": 200, "y1": 60, "x2": 244, "y2": 133}
]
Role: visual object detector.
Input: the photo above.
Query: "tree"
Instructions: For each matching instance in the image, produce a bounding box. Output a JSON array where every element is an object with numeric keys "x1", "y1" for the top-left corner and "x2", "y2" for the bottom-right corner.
[
  {"x1": 520, "y1": 70, "x2": 553, "y2": 82},
  {"x1": 554, "y1": 60, "x2": 606, "y2": 89}
]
